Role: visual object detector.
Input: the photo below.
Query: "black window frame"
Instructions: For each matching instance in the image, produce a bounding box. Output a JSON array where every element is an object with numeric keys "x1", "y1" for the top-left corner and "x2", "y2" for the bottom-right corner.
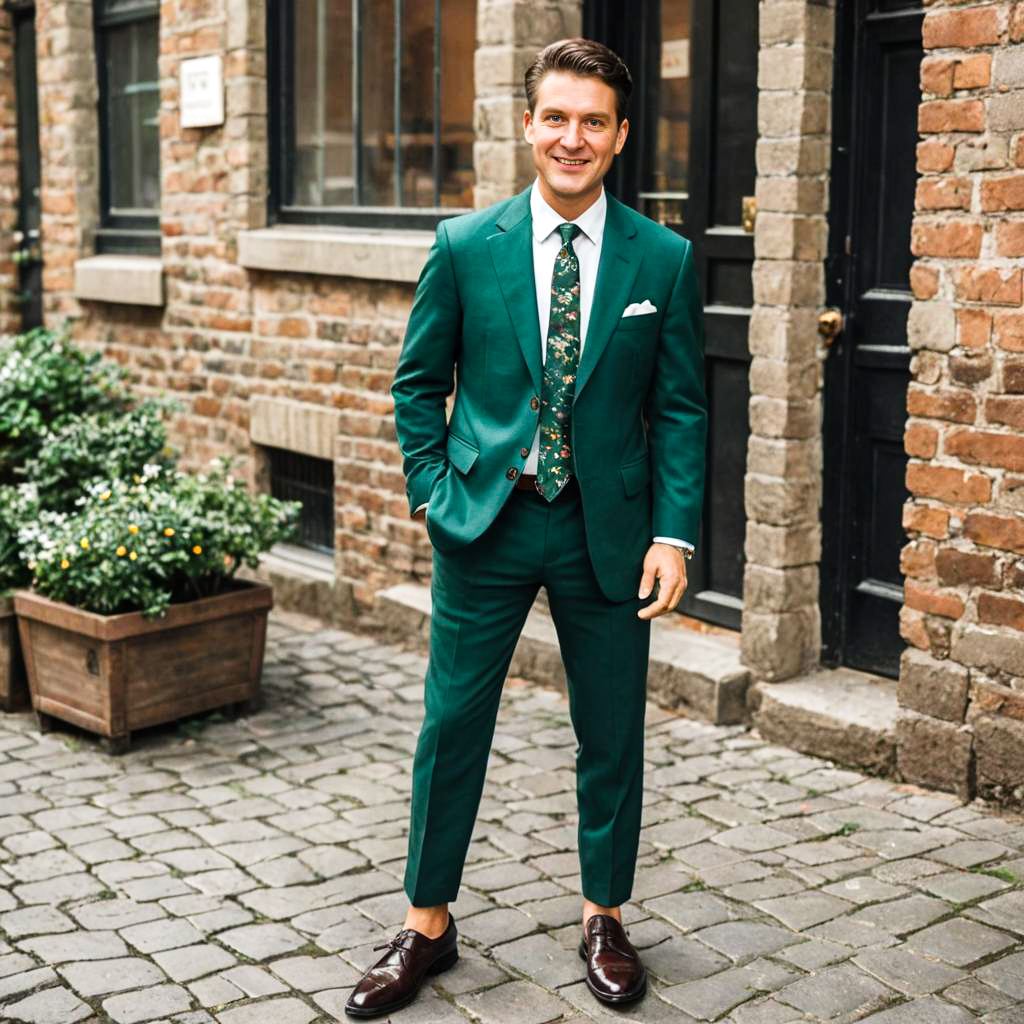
[
  {"x1": 267, "y1": 0, "x2": 472, "y2": 231},
  {"x1": 94, "y1": 0, "x2": 161, "y2": 256}
]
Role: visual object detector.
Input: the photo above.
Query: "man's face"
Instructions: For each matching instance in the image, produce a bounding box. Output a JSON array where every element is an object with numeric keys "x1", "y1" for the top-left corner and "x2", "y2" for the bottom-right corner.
[{"x1": 524, "y1": 71, "x2": 628, "y2": 215}]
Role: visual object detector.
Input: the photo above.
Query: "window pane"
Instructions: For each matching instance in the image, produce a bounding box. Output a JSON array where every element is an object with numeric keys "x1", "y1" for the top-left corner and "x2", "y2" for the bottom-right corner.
[
  {"x1": 398, "y1": 0, "x2": 435, "y2": 207},
  {"x1": 286, "y1": 0, "x2": 476, "y2": 213},
  {"x1": 438, "y1": 0, "x2": 474, "y2": 208},
  {"x1": 292, "y1": 0, "x2": 353, "y2": 205},
  {"x1": 361, "y1": 0, "x2": 397, "y2": 206},
  {"x1": 106, "y1": 17, "x2": 160, "y2": 213},
  {"x1": 651, "y1": 0, "x2": 691, "y2": 228}
]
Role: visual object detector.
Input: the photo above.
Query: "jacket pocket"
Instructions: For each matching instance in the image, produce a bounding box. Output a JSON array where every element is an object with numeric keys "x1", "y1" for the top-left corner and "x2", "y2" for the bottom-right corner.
[
  {"x1": 620, "y1": 453, "x2": 652, "y2": 496},
  {"x1": 446, "y1": 432, "x2": 479, "y2": 475}
]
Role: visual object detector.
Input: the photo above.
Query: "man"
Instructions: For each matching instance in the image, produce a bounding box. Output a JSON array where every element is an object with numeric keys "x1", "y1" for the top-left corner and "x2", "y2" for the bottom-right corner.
[{"x1": 346, "y1": 38, "x2": 707, "y2": 1018}]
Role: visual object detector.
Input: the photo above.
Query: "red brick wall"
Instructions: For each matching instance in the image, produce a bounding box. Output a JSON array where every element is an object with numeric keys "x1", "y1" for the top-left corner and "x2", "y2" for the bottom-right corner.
[
  {"x1": 0, "y1": 10, "x2": 19, "y2": 335},
  {"x1": 900, "y1": 0, "x2": 1024, "y2": 801},
  {"x1": 64, "y1": 0, "x2": 427, "y2": 611}
]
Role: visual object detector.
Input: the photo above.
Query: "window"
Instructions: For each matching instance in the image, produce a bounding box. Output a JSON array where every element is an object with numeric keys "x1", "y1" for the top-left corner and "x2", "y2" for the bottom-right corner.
[
  {"x1": 94, "y1": 0, "x2": 161, "y2": 254},
  {"x1": 267, "y1": 448, "x2": 335, "y2": 553},
  {"x1": 269, "y1": 0, "x2": 476, "y2": 230}
]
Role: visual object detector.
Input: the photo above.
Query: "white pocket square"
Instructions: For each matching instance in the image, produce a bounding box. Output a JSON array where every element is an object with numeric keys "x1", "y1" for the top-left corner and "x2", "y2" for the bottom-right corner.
[{"x1": 622, "y1": 299, "x2": 657, "y2": 317}]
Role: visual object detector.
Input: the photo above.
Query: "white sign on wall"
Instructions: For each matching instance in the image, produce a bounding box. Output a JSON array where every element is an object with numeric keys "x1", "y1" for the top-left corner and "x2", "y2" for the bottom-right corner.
[
  {"x1": 661, "y1": 39, "x2": 690, "y2": 80},
  {"x1": 180, "y1": 55, "x2": 224, "y2": 128}
]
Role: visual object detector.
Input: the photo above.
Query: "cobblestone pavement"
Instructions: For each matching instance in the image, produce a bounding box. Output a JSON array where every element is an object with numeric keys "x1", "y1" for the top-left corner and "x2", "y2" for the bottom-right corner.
[{"x1": 1, "y1": 614, "x2": 1023, "y2": 1024}]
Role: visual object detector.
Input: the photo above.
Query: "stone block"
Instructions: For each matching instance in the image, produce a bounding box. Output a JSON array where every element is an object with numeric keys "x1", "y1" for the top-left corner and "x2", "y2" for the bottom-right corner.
[
  {"x1": 474, "y1": 95, "x2": 526, "y2": 141},
  {"x1": 898, "y1": 648, "x2": 969, "y2": 722},
  {"x1": 749, "y1": 395, "x2": 820, "y2": 440},
  {"x1": 477, "y1": 4, "x2": 579, "y2": 48},
  {"x1": 746, "y1": 436, "x2": 821, "y2": 478},
  {"x1": 908, "y1": 301, "x2": 956, "y2": 352},
  {"x1": 747, "y1": 306, "x2": 820, "y2": 362},
  {"x1": 745, "y1": 472, "x2": 820, "y2": 526},
  {"x1": 741, "y1": 607, "x2": 820, "y2": 681},
  {"x1": 953, "y1": 625, "x2": 1024, "y2": 677},
  {"x1": 749, "y1": 354, "x2": 821, "y2": 400},
  {"x1": 73, "y1": 255, "x2": 164, "y2": 306},
  {"x1": 745, "y1": 520, "x2": 822, "y2": 568},
  {"x1": 751, "y1": 669, "x2": 898, "y2": 773},
  {"x1": 896, "y1": 709, "x2": 974, "y2": 800},
  {"x1": 743, "y1": 564, "x2": 819, "y2": 614},
  {"x1": 969, "y1": 709, "x2": 1024, "y2": 801}
]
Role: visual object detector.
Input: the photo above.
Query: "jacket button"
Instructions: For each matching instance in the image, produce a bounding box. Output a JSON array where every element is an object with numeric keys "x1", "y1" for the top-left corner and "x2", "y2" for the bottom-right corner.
[
  {"x1": 520, "y1": 447, "x2": 529, "y2": 458},
  {"x1": 506, "y1": 467, "x2": 518, "y2": 480},
  {"x1": 530, "y1": 396, "x2": 539, "y2": 411}
]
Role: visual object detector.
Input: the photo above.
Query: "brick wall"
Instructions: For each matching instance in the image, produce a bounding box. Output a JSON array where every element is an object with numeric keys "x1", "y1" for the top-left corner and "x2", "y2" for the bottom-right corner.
[
  {"x1": 900, "y1": 0, "x2": 1024, "y2": 801},
  {"x1": 40, "y1": 0, "x2": 581, "y2": 615},
  {"x1": 0, "y1": 10, "x2": 19, "y2": 335}
]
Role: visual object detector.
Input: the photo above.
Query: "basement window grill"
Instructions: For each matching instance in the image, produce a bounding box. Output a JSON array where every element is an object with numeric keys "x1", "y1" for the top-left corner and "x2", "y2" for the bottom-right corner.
[{"x1": 267, "y1": 447, "x2": 335, "y2": 554}]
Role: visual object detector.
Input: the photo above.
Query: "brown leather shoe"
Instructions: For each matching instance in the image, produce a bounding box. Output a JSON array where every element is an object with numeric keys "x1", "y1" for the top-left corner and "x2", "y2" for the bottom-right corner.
[
  {"x1": 345, "y1": 915, "x2": 458, "y2": 1018},
  {"x1": 578, "y1": 914, "x2": 647, "y2": 1005}
]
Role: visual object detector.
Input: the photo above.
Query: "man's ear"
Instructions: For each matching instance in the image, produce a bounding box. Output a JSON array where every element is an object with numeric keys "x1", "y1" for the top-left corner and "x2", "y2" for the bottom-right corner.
[
  {"x1": 614, "y1": 117, "x2": 630, "y2": 155},
  {"x1": 523, "y1": 109, "x2": 535, "y2": 145}
]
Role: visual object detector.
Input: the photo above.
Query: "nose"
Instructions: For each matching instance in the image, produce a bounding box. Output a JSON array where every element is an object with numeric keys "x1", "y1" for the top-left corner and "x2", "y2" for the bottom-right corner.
[{"x1": 560, "y1": 119, "x2": 584, "y2": 149}]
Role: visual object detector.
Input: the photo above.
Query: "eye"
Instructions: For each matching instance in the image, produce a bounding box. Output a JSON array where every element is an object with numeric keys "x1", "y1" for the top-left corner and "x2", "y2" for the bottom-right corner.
[{"x1": 546, "y1": 114, "x2": 563, "y2": 124}]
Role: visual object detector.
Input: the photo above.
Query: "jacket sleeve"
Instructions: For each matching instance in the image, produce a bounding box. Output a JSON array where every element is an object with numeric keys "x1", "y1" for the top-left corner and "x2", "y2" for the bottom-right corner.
[
  {"x1": 645, "y1": 238, "x2": 708, "y2": 547},
  {"x1": 391, "y1": 221, "x2": 462, "y2": 515}
]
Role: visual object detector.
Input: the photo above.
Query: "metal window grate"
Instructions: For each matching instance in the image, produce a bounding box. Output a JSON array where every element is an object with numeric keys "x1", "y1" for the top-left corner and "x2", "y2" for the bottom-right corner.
[{"x1": 267, "y1": 447, "x2": 335, "y2": 553}]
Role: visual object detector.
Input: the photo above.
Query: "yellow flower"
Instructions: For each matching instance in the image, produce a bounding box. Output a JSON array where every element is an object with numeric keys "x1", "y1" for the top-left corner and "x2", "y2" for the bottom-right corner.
[
  {"x1": 129, "y1": 551, "x2": 138, "y2": 561},
  {"x1": 116, "y1": 545, "x2": 127, "y2": 557},
  {"x1": 128, "y1": 524, "x2": 139, "y2": 535},
  {"x1": 80, "y1": 537, "x2": 90, "y2": 550},
  {"x1": 192, "y1": 545, "x2": 202, "y2": 555},
  {"x1": 99, "y1": 490, "x2": 111, "y2": 502},
  {"x1": 163, "y1": 527, "x2": 175, "y2": 537},
  {"x1": 60, "y1": 559, "x2": 70, "y2": 570}
]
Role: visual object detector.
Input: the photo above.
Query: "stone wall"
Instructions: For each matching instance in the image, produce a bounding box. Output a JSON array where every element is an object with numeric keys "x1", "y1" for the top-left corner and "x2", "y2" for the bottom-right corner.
[
  {"x1": 899, "y1": 0, "x2": 1024, "y2": 801},
  {"x1": 0, "y1": 10, "x2": 20, "y2": 335},
  {"x1": 741, "y1": 0, "x2": 833, "y2": 682}
]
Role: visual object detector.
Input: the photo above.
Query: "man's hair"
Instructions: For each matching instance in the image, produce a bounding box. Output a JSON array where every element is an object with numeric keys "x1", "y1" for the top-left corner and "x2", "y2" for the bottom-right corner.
[{"x1": 524, "y1": 38, "x2": 633, "y2": 125}]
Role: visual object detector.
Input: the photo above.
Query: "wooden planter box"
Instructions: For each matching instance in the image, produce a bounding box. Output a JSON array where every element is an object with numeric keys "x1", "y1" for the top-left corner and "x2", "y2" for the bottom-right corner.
[
  {"x1": 1, "y1": 597, "x2": 30, "y2": 712},
  {"x1": 14, "y1": 582, "x2": 273, "y2": 751}
]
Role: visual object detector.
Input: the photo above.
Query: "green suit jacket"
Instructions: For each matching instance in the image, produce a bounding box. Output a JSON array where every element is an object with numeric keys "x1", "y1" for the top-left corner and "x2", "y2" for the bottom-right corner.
[{"x1": 392, "y1": 186, "x2": 708, "y2": 603}]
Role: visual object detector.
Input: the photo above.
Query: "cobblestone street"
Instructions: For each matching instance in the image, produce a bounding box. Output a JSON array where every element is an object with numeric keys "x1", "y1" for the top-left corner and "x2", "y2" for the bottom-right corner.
[{"x1": 0, "y1": 613, "x2": 1022, "y2": 1024}]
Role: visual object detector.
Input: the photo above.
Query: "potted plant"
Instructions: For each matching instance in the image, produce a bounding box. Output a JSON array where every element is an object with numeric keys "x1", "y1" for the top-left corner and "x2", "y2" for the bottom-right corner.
[
  {"x1": 1, "y1": 325, "x2": 131, "y2": 711},
  {"x1": 13, "y1": 458, "x2": 299, "y2": 751}
]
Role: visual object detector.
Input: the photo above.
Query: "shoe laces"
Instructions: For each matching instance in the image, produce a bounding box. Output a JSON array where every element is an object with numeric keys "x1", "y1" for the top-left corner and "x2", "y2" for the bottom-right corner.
[{"x1": 373, "y1": 929, "x2": 415, "y2": 956}]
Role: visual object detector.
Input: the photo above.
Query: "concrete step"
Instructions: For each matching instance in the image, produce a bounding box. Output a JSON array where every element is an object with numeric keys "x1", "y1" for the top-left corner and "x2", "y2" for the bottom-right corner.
[
  {"x1": 375, "y1": 583, "x2": 751, "y2": 725},
  {"x1": 750, "y1": 668, "x2": 899, "y2": 775}
]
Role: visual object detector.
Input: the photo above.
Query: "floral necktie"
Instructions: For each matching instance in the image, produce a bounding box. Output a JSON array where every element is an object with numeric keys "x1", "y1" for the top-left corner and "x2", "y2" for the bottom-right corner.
[{"x1": 536, "y1": 223, "x2": 581, "y2": 500}]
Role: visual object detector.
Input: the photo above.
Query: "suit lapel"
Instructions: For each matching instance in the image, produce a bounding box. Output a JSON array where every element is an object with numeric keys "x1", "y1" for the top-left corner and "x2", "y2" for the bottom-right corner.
[
  {"x1": 488, "y1": 189, "x2": 542, "y2": 395},
  {"x1": 574, "y1": 195, "x2": 641, "y2": 402}
]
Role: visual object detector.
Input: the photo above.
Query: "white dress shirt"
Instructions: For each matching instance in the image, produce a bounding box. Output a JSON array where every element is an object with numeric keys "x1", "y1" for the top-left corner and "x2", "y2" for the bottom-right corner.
[{"x1": 420, "y1": 179, "x2": 694, "y2": 555}]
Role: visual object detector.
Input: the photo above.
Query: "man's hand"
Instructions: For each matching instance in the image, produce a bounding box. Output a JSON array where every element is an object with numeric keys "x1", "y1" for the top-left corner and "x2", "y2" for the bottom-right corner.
[
  {"x1": 413, "y1": 508, "x2": 426, "y2": 522},
  {"x1": 637, "y1": 543, "x2": 688, "y2": 620}
]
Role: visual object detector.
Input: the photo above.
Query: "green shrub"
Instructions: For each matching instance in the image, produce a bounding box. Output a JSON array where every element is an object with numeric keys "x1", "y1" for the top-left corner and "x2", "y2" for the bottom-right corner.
[
  {"x1": 19, "y1": 459, "x2": 300, "y2": 617},
  {"x1": 0, "y1": 325, "x2": 130, "y2": 484},
  {"x1": 22, "y1": 400, "x2": 176, "y2": 513}
]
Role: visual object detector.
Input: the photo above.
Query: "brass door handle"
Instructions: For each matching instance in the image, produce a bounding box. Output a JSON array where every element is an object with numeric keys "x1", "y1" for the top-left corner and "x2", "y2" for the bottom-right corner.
[
  {"x1": 818, "y1": 309, "x2": 843, "y2": 345},
  {"x1": 742, "y1": 196, "x2": 756, "y2": 233}
]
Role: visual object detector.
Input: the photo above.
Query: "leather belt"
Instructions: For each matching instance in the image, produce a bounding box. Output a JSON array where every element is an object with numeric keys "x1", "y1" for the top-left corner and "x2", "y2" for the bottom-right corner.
[{"x1": 514, "y1": 474, "x2": 579, "y2": 499}]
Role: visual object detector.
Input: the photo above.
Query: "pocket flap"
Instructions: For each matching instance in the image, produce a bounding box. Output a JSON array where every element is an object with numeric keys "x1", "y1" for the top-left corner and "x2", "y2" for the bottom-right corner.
[
  {"x1": 446, "y1": 432, "x2": 479, "y2": 475},
  {"x1": 620, "y1": 454, "x2": 652, "y2": 496}
]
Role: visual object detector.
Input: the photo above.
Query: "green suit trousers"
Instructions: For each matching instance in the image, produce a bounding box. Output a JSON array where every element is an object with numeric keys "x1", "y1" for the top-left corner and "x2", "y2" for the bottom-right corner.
[{"x1": 403, "y1": 480, "x2": 651, "y2": 909}]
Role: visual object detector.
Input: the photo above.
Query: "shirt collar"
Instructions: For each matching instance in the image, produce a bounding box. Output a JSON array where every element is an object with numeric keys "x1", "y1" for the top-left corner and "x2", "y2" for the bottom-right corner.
[{"x1": 530, "y1": 180, "x2": 606, "y2": 246}]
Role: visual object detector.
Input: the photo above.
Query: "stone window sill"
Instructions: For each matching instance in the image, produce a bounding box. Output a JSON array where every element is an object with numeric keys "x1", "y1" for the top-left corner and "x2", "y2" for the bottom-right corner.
[
  {"x1": 237, "y1": 225, "x2": 434, "y2": 283},
  {"x1": 73, "y1": 255, "x2": 165, "y2": 306}
]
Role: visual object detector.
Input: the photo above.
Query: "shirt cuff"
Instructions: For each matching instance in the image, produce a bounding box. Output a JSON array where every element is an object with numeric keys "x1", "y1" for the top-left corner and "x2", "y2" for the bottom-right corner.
[
  {"x1": 653, "y1": 536, "x2": 695, "y2": 553},
  {"x1": 414, "y1": 503, "x2": 428, "y2": 515}
]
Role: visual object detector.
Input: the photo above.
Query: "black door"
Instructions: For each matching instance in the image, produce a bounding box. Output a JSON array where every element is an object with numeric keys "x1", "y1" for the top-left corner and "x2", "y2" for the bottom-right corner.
[
  {"x1": 9, "y1": 0, "x2": 43, "y2": 330},
  {"x1": 585, "y1": 0, "x2": 759, "y2": 630},
  {"x1": 821, "y1": 0, "x2": 923, "y2": 678}
]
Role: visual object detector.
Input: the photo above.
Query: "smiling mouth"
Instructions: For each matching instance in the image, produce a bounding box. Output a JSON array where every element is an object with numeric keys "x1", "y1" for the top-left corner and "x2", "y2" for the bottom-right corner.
[{"x1": 553, "y1": 157, "x2": 587, "y2": 166}]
